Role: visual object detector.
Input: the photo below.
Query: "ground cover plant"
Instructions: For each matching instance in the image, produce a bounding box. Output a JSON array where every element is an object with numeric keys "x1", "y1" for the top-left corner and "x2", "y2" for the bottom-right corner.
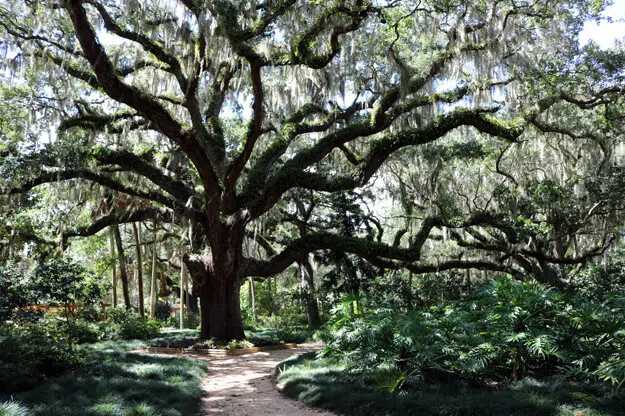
[
  {"x1": 276, "y1": 278, "x2": 625, "y2": 415},
  {"x1": 277, "y1": 353, "x2": 623, "y2": 416},
  {"x1": 0, "y1": 338, "x2": 206, "y2": 416}
]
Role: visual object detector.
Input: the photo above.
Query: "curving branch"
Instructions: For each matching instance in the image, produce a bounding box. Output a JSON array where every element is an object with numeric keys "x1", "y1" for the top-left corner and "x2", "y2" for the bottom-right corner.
[
  {"x1": 241, "y1": 229, "x2": 523, "y2": 279},
  {"x1": 84, "y1": 0, "x2": 188, "y2": 89},
  {"x1": 65, "y1": 0, "x2": 221, "y2": 198},
  {"x1": 250, "y1": 99, "x2": 557, "y2": 218},
  {"x1": 61, "y1": 207, "x2": 181, "y2": 248},
  {"x1": 1, "y1": 168, "x2": 202, "y2": 221},
  {"x1": 225, "y1": 58, "x2": 265, "y2": 193},
  {"x1": 91, "y1": 148, "x2": 198, "y2": 204},
  {"x1": 241, "y1": 211, "x2": 517, "y2": 278}
]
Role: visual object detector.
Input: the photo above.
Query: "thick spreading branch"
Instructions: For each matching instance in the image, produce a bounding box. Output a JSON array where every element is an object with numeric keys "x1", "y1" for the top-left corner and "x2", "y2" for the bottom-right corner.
[
  {"x1": 91, "y1": 148, "x2": 198, "y2": 203},
  {"x1": 62, "y1": 207, "x2": 180, "y2": 247},
  {"x1": 1, "y1": 168, "x2": 201, "y2": 221},
  {"x1": 65, "y1": 0, "x2": 221, "y2": 199}
]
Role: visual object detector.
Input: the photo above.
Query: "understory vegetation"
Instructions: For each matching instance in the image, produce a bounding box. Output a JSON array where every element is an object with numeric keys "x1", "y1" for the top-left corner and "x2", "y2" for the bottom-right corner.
[
  {"x1": 278, "y1": 354, "x2": 622, "y2": 416},
  {"x1": 277, "y1": 278, "x2": 625, "y2": 415},
  {"x1": 0, "y1": 339, "x2": 206, "y2": 416}
]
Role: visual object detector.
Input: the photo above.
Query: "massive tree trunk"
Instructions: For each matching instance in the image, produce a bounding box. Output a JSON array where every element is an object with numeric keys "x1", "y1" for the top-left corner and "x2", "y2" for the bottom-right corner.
[
  {"x1": 188, "y1": 234, "x2": 245, "y2": 340},
  {"x1": 195, "y1": 268, "x2": 244, "y2": 340},
  {"x1": 298, "y1": 257, "x2": 321, "y2": 328},
  {"x1": 112, "y1": 224, "x2": 131, "y2": 310}
]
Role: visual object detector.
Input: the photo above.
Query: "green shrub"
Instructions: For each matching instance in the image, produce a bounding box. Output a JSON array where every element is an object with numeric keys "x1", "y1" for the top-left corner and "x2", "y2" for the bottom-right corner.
[
  {"x1": 0, "y1": 262, "x2": 41, "y2": 325},
  {"x1": 191, "y1": 338, "x2": 216, "y2": 350},
  {"x1": 103, "y1": 308, "x2": 161, "y2": 340},
  {"x1": 0, "y1": 325, "x2": 85, "y2": 393},
  {"x1": 154, "y1": 301, "x2": 171, "y2": 322},
  {"x1": 246, "y1": 326, "x2": 315, "y2": 345},
  {"x1": 71, "y1": 320, "x2": 100, "y2": 343},
  {"x1": 324, "y1": 278, "x2": 625, "y2": 387},
  {"x1": 77, "y1": 305, "x2": 103, "y2": 322},
  {"x1": 569, "y1": 262, "x2": 625, "y2": 302},
  {"x1": 225, "y1": 339, "x2": 254, "y2": 351},
  {"x1": 119, "y1": 317, "x2": 161, "y2": 340},
  {"x1": 36, "y1": 318, "x2": 100, "y2": 345}
]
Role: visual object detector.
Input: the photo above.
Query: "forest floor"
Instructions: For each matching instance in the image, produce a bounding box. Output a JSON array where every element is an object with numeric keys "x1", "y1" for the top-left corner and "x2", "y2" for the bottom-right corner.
[{"x1": 192, "y1": 343, "x2": 335, "y2": 416}]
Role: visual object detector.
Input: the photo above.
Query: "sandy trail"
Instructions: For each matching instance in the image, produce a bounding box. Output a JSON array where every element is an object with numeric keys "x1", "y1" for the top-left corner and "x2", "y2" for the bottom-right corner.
[{"x1": 188, "y1": 343, "x2": 335, "y2": 416}]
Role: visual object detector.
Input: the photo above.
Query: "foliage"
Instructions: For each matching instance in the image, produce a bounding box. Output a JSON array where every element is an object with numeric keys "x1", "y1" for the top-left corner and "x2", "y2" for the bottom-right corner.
[
  {"x1": 0, "y1": 324, "x2": 85, "y2": 393},
  {"x1": 166, "y1": 311, "x2": 200, "y2": 330},
  {"x1": 76, "y1": 305, "x2": 103, "y2": 323},
  {"x1": 103, "y1": 308, "x2": 161, "y2": 340},
  {"x1": 191, "y1": 338, "x2": 216, "y2": 350},
  {"x1": 30, "y1": 258, "x2": 107, "y2": 350},
  {"x1": 225, "y1": 339, "x2": 255, "y2": 351},
  {"x1": 324, "y1": 278, "x2": 625, "y2": 386},
  {"x1": 276, "y1": 353, "x2": 623, "y2": 416},
  {"x1": 569, "y1": 262, "x2": 625, "y2": 302},
  {"x1": 31, "y1": 258, "x2": 104, "y2": 308},
  {"x1": 0, "y1": 0, "x2": 623, "y2": 343},
  {"x1": 33, "y1": 318, "x2": 100, "y2": 345},
  {"x1": 5, "y1": 339, "x2": 207, "y2": 416},
  {"x1": 0, "y1": 262, "x2": 40, "y2": 324},
  {"x1": 153, "y1": 301, "x2": 171, "y2": 322},
  {"x1": 247, "y1": 327, "x2": 316, "y2": 346},
  {"x1": 0, "y1": 401, "x2": 29, "y2": 416}
]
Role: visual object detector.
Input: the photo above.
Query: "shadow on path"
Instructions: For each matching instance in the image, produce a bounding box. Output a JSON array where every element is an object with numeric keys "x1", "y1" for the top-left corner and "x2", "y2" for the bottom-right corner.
[{"x1": 192, "y1": 343, "x2": 335, "y2": 416}]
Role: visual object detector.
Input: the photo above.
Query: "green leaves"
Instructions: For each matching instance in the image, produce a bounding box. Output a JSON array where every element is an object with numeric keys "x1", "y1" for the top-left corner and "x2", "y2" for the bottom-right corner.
[
  {"x1": 0, "y1": 262, "x2": 39, "y2": 323},
  {"x1": 31, "y1": 258, "x2": 104, "y2": 307},
  {"x1": 325, "y1": 277, "x2": 625, "y2": 387}
]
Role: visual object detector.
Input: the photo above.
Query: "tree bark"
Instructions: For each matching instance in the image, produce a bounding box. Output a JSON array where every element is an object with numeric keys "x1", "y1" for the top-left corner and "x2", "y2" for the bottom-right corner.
[
  {"x1": 149, "y1": 224, "x2": 158, "y2": 319},
  {"x1": 159, "y1": 267, "x2": 167, "y2": 297},
  {"x1": 180, "y1": 255, "x2": 186, "y2": 330},
  {"x1": 407, "y1": 271, "x2": 413, "y2": 309},
  {"x1": 109, "y1": 227, "x2": 117, "y2": 308},
  {"x1": 132, "y1": 222, "x2": 145, "y2": 317},
  {"x1": 248, "y1": 277, "x2": 256, "y2": 323},
  {"x1": 112, "y1": 224, "x2": 131, "y2": 310},
  {"x1": 298, "y1": 257, "x2": 321, "y2": 328},
  {"x1": 189, "y1": 258, "x2": 245, "y2": 341}
]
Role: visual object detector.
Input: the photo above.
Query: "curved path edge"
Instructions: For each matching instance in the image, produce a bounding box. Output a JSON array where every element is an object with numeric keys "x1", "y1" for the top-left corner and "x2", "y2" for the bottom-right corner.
[{"x1": 189, "y1": 342, "x2": 335, "y2": 416}]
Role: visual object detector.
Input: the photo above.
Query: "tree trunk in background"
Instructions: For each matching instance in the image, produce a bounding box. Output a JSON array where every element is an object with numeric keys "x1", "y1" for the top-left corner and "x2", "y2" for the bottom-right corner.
[
  {"x1": 113, "y1": 224, "x2": 131, "y2": 310},
  {"x1": 248, "y1": 277, "x2": 256, "y2": 323},
  {"x1": 184, "y1": 288, "x2": 199, "y2": 313},
  {"x1": 149, "y1": 226, "x2": 158, "y2": 319},
  {"x1": 180, "y1": 256, "x2": 186, "y2": 330},
  {"x1": 132, "y1": 222, "x2": 145, "y2": 317},
  {"x1": 407, "y1": 271, "x2": 413, "y2": 309},
  {"x1": 298, "y1": 257, "x2": 321, "y2": 328},
  {"x1": 159, "y1": 268, "x2": 167, "y2": 297},
  {"x1": 109, "y1": 227, "x2": 118, "y2": 308}
]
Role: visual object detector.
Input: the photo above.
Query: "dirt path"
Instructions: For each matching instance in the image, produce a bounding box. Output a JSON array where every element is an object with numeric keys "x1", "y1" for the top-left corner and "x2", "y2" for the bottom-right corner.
[{"x1": 189, "y1": 343, "x2": 335, "y2": 416}]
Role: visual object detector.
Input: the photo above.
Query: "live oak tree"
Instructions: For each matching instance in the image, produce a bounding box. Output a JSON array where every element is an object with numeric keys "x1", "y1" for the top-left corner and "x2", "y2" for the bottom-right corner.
[{"x1": 1, "y1": 0, "x2": 623, "y2": 340}]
